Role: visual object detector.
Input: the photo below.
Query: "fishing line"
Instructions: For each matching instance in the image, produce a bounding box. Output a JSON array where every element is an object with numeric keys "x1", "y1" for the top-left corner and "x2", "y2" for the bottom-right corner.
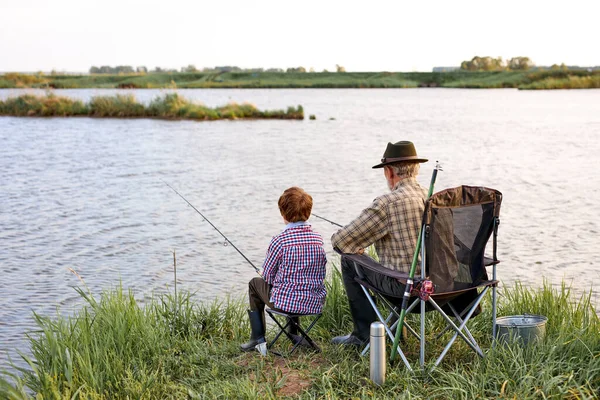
[
  {"x1": 161, "y1": 180, "x2": 260, "y2": 274},
  {"x1": 312, "y1": 213, "x2": 343, "y2": 228}
]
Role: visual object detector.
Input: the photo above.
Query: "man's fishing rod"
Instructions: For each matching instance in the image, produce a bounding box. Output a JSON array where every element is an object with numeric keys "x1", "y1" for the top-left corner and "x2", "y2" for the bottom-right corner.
[
  {"x1": 161, "y1": 180, "x2": 260, "y2": 274},
  {"x1": 312, "y1": 213, "x2": 343, "y2": 228}
]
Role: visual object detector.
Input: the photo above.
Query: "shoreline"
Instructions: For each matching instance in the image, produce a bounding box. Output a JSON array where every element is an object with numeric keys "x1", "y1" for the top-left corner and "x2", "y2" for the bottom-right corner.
[{"x1": 2, "y1": 70, "x2": 599, "y2": 90}]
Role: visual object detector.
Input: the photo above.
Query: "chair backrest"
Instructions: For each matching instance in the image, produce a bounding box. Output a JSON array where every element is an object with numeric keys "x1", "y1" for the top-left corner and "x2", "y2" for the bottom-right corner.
[{"x1": 424, "y1": 186, "x2": 502, "y2": 293}]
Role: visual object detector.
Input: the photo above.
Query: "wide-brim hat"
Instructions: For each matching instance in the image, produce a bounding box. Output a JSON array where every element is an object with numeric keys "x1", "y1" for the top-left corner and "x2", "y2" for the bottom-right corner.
[{"x1": 372, "y1": 141, "x2": 428, "y2": 169}]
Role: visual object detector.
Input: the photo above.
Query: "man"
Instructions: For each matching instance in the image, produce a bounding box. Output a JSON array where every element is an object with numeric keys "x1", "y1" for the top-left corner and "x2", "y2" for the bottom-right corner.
[{"x1": 331, "y1": 141, "x2": 428, "y2": 345}]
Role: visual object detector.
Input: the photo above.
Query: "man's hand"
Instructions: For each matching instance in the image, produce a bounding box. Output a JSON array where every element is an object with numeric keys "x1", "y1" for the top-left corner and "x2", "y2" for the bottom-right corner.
[{"x1": 357, "y1": 248, "x2": 365, "y2": 255}]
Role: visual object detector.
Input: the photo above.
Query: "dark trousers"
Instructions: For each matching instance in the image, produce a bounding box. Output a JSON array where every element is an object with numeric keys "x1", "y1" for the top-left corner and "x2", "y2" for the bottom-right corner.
[
  {"x1": 248, "y1": 277, "x2": 274, "y2": 313},
  {"x1": 248, "y1": 276, "x2": 299, "y2": 334},
  {"x1": 341, "y1": 255, "x2": 406, "y2": 341}
]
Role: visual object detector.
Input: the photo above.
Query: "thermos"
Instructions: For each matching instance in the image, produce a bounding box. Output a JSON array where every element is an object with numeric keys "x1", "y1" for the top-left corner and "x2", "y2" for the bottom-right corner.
[{"x1": 370, "y1": 321, "x2": 386, "y2": 385}]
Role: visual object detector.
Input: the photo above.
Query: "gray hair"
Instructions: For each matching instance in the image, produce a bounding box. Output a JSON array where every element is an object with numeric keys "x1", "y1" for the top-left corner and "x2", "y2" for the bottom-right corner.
[{"x1": 389, "y1": 162, "x2": 420, "y2": 179}]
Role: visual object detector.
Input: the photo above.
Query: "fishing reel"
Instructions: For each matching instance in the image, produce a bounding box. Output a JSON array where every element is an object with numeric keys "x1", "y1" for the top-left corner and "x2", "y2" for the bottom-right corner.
[{"x1": 418, "y1": 280, "x2": 435, "y2": 301}]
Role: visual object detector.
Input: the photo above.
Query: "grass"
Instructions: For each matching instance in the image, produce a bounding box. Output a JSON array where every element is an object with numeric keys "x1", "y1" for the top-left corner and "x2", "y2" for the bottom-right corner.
[
  {"x1": 1, "y1": 266, "x2": 598, "y2": 399},
  {"x1": 1, "y1": 70, "x2": 600, "y2": 90},
  {"x1": 0, "y1": 93, "x2": 304, "y2": 120}
]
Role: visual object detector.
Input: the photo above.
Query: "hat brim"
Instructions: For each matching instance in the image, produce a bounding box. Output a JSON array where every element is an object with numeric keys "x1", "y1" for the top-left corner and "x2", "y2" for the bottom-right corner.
[{"x1": 372, "y1": 157, "x2": 429, "y2": 169}]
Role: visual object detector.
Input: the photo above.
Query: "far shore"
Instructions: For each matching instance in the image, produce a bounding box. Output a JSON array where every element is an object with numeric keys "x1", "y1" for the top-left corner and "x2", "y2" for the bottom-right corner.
[{"x1": 1, "y1": 70, "x2": 599, "y2": 90}]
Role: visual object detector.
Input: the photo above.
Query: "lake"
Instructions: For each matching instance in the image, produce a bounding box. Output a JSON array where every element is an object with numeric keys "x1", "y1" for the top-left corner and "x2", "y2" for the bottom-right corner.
[{"x1": 1, "y1": 88, "x2": 599, "y2": 369}]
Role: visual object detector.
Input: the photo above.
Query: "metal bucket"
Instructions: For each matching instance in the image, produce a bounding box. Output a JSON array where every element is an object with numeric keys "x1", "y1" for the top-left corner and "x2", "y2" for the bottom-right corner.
[{"x1": 495, "y1": 315, "x2": 547, "y2": 345}]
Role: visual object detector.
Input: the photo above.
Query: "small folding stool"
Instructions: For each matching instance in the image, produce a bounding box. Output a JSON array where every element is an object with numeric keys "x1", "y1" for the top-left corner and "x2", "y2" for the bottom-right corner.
[{"x1": 265, "y1": 309, "x2": 322, "y2": 355}]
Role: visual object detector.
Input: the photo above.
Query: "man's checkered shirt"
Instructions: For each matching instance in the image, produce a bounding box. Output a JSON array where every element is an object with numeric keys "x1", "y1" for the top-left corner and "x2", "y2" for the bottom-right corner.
[
  {"x1": 332, "y1": 177, "x2": 427, "y2": 272},
  {"x1": 262, "y1": 224, "x2": 327, "y2": 314}
]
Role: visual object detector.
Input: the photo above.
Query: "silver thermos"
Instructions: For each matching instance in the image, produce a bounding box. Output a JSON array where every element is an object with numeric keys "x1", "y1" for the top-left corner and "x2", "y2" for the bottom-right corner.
[{"x1": 370, "y1": 321, "x2": 386, "y2": 385}]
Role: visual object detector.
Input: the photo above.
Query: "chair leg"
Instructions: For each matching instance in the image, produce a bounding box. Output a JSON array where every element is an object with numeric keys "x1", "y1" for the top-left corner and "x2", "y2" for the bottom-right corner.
[
  {"x1": 447, "y1": 303, "x2": 481, "y2": 354},
  {"x1": 431, "y1": 288, "x2": 489, "y2": 367},
  {"x1": 359, "y1": 286, "x2": 413, "y2": 372}
]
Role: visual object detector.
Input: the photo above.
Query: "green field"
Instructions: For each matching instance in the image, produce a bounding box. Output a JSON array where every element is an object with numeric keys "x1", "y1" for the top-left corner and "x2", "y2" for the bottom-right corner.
[
  {"x1": 1, "y1": 70, "x2": 599, "y2": 90},
  {"x1": 1, "y1": 267, "x2": 598, "y2": 399}
]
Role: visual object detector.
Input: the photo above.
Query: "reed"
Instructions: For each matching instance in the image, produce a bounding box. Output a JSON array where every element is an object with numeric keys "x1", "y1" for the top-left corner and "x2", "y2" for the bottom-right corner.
[
  {"x1": 0, "y1": 93, "x2": 88, "y2": 116},
  {"x1": 0, "y1": 93, "x2": 304, "y2": 121},
  {"x1": 1, "y1": 271, "x2": 598, "y2": 399},
  {"x1": 520, "y1": 75, "x2": 600, "y2": 90}
]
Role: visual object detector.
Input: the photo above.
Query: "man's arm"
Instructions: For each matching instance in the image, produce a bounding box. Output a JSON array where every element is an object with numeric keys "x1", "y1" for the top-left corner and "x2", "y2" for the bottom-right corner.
[{"x1": 331, "y1": 199, "x2": 388, "y2": 254}]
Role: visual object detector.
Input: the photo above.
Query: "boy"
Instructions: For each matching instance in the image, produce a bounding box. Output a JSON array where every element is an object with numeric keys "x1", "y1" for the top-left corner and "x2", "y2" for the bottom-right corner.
[{"x1": 240, "y1": 187, "x2": 327, "y2": 353}]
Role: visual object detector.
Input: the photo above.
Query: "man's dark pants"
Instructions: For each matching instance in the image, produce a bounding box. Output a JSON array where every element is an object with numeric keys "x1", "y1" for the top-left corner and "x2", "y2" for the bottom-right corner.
[{"x1": 341, "y1": 255, "x2": 406, "y2": 341}]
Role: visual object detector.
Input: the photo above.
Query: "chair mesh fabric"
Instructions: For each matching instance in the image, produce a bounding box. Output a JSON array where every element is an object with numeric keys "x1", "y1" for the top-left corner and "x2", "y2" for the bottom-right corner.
[{"x1": 425, "y1": 186, "x2": 501, "y2": 295}]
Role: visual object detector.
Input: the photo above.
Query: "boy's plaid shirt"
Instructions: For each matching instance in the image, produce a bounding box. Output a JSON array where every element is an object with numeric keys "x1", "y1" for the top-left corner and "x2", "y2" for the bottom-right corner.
[
  {"x1": 262, "y1": 224, "x2": 327, "y2": 314},
  {"x1": 332, "y1": 177, "x2": 427, "y2": 272}
]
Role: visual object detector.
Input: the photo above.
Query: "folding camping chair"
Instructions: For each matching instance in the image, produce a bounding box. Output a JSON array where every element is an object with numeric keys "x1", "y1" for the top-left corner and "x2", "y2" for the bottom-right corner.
[
  {"x1": 265, "y1": 308, "x2": 322, "y2": 355},
  {"x1": 338, "y1": 185, "x2": 502, "y2": 371}
]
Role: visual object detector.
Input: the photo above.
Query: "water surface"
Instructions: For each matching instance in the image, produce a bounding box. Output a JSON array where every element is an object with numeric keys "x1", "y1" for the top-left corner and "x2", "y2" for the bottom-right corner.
[{"x1": 1, "y1": 88, "x2": 599, "y2": 369}]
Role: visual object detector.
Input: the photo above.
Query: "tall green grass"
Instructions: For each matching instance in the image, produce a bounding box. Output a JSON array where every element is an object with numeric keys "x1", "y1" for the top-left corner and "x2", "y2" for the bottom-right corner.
[
  {"x1": 1, "y1": 272, "x2": 598, "y2": 399},
  {"x1": 0, "y1": 93, "x2": 304, "y2": 120}
]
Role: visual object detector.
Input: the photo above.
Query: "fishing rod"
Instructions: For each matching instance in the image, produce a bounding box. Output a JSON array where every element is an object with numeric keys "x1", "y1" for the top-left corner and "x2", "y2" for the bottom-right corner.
[
  {"x1": 391, "y1": 161, "x2": 442, "y2": 361},
  {"x1": 161, "y1": 180, "x2": 260, "y2": 274},
  {"x1": 312, "y1": 213, "x2": 343, "y2": 228}
]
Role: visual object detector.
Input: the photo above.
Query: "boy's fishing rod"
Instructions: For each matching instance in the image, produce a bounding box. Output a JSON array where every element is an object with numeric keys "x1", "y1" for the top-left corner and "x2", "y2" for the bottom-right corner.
[
  {"x1": 161, "y1": 180, "x2": 260, "y2": 274},
  {"x1": 312, "y1": 213, "x2": 343, "y2": 228}
]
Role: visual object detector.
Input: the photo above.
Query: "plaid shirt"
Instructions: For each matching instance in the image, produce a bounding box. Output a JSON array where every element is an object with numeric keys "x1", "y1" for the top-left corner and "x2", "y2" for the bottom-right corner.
[
  {"x1": 332, "y1": 177, "x2": 427, "y2": 273},
  {"x1": 262, "y1": 223, "x2": 327, "y2": 314}
]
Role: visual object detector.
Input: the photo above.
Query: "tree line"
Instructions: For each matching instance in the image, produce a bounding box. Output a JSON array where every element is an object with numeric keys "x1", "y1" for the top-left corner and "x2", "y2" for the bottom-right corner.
[
  {"x1": 89, "y1": 65, "x2": 347, "y2": 74},
  {"x1": 460, "y1": 56, "x2": 536, "y2": 71}
]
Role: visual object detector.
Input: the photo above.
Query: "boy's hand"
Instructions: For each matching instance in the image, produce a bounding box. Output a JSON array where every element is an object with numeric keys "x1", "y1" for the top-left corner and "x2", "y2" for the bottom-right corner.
[{"x1": 357, "y1": 248, "x2": 365, "y2": 255}]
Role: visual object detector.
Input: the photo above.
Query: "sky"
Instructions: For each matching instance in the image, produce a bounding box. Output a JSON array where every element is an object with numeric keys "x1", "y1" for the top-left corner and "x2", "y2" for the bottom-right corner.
[{"x1": 1, "y1": 0, "x2": 599, "y2": 73}]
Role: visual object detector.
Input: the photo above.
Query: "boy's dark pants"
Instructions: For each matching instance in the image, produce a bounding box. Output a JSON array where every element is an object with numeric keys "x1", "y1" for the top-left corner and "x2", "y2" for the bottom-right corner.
[{"x1": 248, "y1": 276, "x2": 299, "y2": 334}]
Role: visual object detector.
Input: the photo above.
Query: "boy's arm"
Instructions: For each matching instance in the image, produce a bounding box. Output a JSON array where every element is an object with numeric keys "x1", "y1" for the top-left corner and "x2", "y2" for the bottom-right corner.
[{"x1": 261, "y1": 237, "x2": 282, "y2": 284}]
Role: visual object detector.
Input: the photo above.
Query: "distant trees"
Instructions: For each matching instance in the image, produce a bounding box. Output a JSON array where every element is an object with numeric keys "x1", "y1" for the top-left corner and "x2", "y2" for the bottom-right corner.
[
  {"x1": 460, "y1": 56, "x2": 534, "y2": 71},
  {"x1": 89, "y1": 65, "x2": 135, "y2": 74},
  {"x1": 181, "y1": 65, "x2": 198, "y2": 73},
  {"x1": 87, "y1": 65, "x2": 322, "y2": 75},
  {"x1": 507, "y1": 57, "x2": 534, "y2": 71},
  {"x1": 460, "y1": 57, "x2": 504, "y2": 71},
  {"x1": 551, "y1": 63, "x2": 569, "y2": 71},
  {"x1": 286, "y1": 67, "x2": 306, "y2": 73}
]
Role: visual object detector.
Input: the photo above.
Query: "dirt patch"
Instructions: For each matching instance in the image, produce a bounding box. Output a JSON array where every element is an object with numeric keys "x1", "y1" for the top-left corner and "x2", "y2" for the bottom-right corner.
[{"x1": 237, "y1": 353, "x2": 325, "y2": 397}]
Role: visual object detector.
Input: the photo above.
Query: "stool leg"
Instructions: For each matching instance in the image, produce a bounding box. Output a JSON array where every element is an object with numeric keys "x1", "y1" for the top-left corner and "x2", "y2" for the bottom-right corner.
[{"x1": 288, "y1": 317, "x2": 299, "y2": 335}]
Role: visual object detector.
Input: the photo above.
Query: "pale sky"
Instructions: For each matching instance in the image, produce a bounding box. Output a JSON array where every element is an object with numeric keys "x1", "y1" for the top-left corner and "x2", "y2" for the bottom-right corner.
[{"x1": 1, "y1": 0, "x2": 598, "y2": 72}]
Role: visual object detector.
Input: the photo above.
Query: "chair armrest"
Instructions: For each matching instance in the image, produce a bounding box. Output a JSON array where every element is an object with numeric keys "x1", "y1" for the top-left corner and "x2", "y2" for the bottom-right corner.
[{"x1": 334, "y1": 248, "x2": 415, "y2": 284}]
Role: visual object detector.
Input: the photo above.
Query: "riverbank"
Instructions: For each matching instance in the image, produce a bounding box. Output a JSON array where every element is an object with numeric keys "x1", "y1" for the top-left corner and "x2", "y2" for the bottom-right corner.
[
  {"x1": 0, "y1": 93, "x2": 303, "y2": 121},
  {"x1": 1, "y1": 269, "x2": 598, "y2": 399},
  {"x1": 1, "y1": 70, "x2": 599, "y2": 90}
]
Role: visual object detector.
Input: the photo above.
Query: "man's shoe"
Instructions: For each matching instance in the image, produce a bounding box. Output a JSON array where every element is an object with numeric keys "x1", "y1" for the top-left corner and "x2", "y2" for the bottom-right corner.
[{"x1": 331, "y1": 334, "x2": 365, "y2": 346}]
